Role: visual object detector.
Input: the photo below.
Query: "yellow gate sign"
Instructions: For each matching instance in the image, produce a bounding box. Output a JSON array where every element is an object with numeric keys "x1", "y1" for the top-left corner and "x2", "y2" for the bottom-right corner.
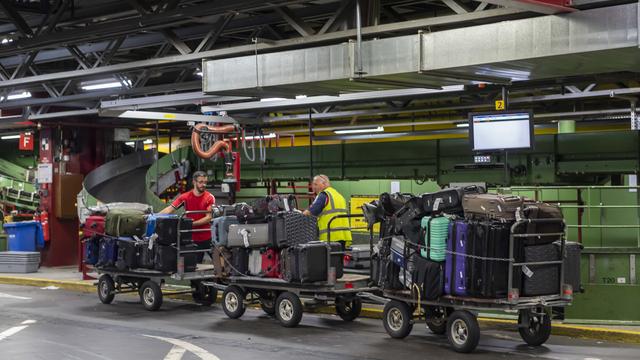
[
  {"x1": 495, "y1": 100, "x2": 505, "y2": 111},
  {"x1": 350, "y1": 196, "x2": 380, "y2": 233}
]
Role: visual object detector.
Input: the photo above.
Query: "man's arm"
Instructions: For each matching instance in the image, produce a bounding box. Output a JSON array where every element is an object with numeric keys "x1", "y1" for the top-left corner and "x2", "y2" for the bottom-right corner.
[
  {"x1": 159, "y1": 205, "x2": 175, "y2": 214},
  {"x1": 192, "y1": 194, "x2": 214, "y2": 226},
  {"x1": 159, "y1": 193, "x2": 184, "y2": 214},
  {"x1": 304, "y1": 192, "x2": 327, "y2": 217}
]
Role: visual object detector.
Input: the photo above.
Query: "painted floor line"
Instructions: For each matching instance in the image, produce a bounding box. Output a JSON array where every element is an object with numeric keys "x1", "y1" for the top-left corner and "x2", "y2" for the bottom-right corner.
[
  {"x1": 143, "y1": 334, "x2": 220, "y2": 360},
  {"x1": 0, "y1": 325, "x2": 29, "y2": 341},
  {"x1": 0, "y1": 292, "x2": 31, "y2": 300}
]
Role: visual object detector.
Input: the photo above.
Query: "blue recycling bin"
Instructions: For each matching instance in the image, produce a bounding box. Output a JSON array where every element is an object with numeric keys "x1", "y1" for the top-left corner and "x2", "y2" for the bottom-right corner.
[{"x1": 3, "y1": 221, "x2": 44, "y2": 252}]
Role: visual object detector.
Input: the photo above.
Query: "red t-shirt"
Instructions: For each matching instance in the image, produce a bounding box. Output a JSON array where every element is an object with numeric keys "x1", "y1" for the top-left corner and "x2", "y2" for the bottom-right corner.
[{"x1": 171, "y1": 190, "x2": 215, "y2": 242}]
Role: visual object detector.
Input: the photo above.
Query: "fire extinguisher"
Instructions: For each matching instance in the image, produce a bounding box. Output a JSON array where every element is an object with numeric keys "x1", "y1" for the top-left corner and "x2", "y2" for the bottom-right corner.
[{"x1": 40, "y1": 210, "x2": 50, "y2": 242}]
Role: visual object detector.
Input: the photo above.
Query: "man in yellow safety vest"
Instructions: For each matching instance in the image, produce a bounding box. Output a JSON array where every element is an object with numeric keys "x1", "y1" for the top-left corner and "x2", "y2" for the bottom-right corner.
[{"x1": 303, "y1": 175, "x2": 352, "y2": 249}]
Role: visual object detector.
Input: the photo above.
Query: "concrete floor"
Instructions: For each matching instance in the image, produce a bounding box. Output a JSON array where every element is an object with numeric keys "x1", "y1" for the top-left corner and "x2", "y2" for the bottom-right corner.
[{"x1": 0, "y1": 284, "x2": 638, "y2": 360}]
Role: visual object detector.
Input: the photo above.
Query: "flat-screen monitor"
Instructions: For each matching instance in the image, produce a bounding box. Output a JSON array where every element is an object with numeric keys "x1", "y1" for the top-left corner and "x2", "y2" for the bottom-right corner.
[{"x1": 468, "y1": 111, "x2": 534, "y2": 152}]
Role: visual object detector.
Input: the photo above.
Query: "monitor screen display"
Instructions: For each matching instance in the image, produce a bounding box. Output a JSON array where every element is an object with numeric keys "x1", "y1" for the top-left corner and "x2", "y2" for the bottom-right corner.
[{"x1": 468, "y1": 111, "x2": 534, "y2": 152}]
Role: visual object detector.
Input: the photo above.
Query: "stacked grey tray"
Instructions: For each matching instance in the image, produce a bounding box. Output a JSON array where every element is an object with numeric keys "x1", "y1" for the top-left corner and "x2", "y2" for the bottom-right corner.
[{"x1": 0, "y1": 251, "x2": 41, "y2": 273}]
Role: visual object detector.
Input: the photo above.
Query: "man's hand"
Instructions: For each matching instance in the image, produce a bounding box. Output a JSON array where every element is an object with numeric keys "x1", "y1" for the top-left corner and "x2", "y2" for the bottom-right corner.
[{"x1": 303, "y1": 210, "x2": 311, "y2": 216}]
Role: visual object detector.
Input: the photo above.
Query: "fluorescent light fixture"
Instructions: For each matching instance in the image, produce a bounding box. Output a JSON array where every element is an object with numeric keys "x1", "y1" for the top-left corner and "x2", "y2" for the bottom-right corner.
[
  {"x1": 260, "y1": 97, "x2": 288, "y2": 102},
  {"x1": 81, "y1": 78, "x2": 132, "y2": 91},
  {"x1": 334, "y1": 126, "x2": 384, "y2": 135},
  {"x1": 143, "y1": 139, "x2": 153, "y2": 144},
  {"x1": 1, "y1": 134, "x2": 20, "y2": 140},
  {"x1": 125, "y1": 141, "x2": 135, "y2": 146},
  {"x1": 5, "y1": 91, "x2": 31, "y2": 100},
  {"x1": 295, "y1": 95, "x2": 307, "y2": 99},
  {"x1": 456, "y1": 123, "x2": 469, "y2": 128},
  {"x1": 1, "y1": 38, "x2": 13, "y2": 44},
  {"x1": 241, "y1": 133, "x2": 276, "y2": 141},
  {"x1": 196, "y1": 71, "x2": 203, "y2": 77}
]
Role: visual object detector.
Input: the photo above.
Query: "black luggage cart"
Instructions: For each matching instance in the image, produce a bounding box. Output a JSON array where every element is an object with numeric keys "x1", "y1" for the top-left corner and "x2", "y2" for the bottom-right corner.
[
  {"x1": 373, "y1": 217, "x2": 574, "y2": 353},
  {"x1": 95, "y1": 211, "x2": 218, "y2": 311}
]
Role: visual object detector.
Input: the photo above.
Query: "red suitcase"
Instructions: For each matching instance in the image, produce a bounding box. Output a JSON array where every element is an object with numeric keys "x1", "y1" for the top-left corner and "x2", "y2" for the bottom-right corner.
[
  {"x1": 261, "y1": 248, "x2": 280, "y2": 278},
  {"x1": 82, "y1": 215, "x2": 105, "y2": 238}
]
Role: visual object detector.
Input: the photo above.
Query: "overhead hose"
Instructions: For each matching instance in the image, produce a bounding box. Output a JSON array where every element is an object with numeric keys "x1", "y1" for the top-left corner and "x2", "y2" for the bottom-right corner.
[{"x1": 191, "y1": 123, "x2": 236, "y2": 160}]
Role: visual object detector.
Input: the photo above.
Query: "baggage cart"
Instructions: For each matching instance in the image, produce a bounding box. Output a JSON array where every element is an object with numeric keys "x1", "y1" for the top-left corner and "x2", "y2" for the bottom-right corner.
[
  {"x1": 205, "y1": 214, "x2": 378, "y2": 327},
  {"x1": 94, "y1": 211, "x2": 217, "y2": 311},
  {"x1": 370, "y1": 217, "x2": 573, "y2": 353}
]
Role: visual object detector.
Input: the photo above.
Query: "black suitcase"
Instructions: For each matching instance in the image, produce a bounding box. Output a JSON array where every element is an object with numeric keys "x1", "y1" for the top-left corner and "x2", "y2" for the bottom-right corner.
[
  {"x1": 422, "y1": 185, "x2": 484, "y2": 216},
  {"x1": 281, "y1": 247, "x2": 299, "y2": 282},
  {"x1": 412, "y1": 255, "x2": 444, "y2": 300},
  {"x1": 115, "y1": 237, "x2": 138, "y2": 271},
  {"x1": 297, "y1": 242, "x2": 330, "y2": 283},
  {"x1": 154, "y1": 245, "x2": 177, "y2": 272},
  {"x1": 394, "y1": 196, "x2": 426, "y2": 229},
  {"x1": 154, "y1": 216, "x2": 193, "y2": 246},
  {"x1": 467, "y1": 221, "x2": 514, "y2": 298},
  {"x1": 230, "y1": 248, "x2": 249, "y2": 276},
  {"x1": 379, "y1": 192, "x2": 412, "y2": 216},
  {"x1": 269, "y1": 211, "x2": 317, "y2": 248},
  {"x1": 518, "y1": 244, "x2": 561, "y2": 296},
  {"x1": 554, "y1": 241, "x2": 583, "y2": 293},
  {"x1": 137, "y1": 240, "x2": 155, "y2": 269}
]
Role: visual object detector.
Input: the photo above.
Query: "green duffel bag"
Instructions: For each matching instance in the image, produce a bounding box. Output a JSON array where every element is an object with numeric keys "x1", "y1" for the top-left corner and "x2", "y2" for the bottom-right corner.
[{"x1": 105, "y1": 209, "x2": 147, "y2": 237}]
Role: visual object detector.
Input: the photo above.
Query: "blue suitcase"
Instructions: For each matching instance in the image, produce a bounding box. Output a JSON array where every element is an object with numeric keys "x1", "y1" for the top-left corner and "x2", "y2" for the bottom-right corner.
[
  {"x1": 211, "y1": 216, "x2": 239, "y2": 246},
  {"x1": 83, "y1": 236, "x2": 100, "y2": 265},
  {"x1": 97, "y1": 237, "x2": 118, "y2": 268},
  {"x1": 445, "y1": 220, "x2": 469, "y2": 296}
]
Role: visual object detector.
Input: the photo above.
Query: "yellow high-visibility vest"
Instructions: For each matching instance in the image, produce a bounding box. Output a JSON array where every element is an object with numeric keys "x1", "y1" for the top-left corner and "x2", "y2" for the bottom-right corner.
[{"x1": 317, "y1": 187, "x2": 352, "y2": 246}]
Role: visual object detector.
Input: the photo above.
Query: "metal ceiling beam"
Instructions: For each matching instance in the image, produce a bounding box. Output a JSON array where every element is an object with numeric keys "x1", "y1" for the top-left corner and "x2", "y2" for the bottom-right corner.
[
  {"x1": 99, "y1": 109, "x2": 238, "y2": 123},
  {"x1": 0, "y1": 0, "x2": 34, "y2": 37},
  {"x1": 0, "y1": 7, "x2": 521, "y2": 90},
  {"x1": 473, "y1": 0, "x2": 576, "y2": 14},
  {"x1": 275, "y1": 5, "x2": 316, "y2": 37},
  {"x1": 201, "y1": 86, "x2": 466, "y2": 113},
  {"x1": 442, "y1": 0, "x2": 471, "y2": 14},
  {"x1": 100, "y1": 92, "x2": 251, "y2": 110}
]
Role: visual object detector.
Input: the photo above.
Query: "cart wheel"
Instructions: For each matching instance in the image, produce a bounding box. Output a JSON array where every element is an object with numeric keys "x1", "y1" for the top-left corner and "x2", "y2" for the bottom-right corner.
[
  {"x1": 518, "y1": 310, "x2": 552, "y2": 346},
  {"x1": 275, "y1": 292, "x2": 303, "y2": 328},
  {"x1": 139, "y1": 281, "x2": 163, "y2": 311},
  {"x1": 426, "y1": 306, "x2": 447, "y2": 335},
  {"x1": 191, "y1": 281, "x2": 218, "y2": 306},
  {"x1": 222, "y1": 285, "x2": 246, "y2": 319},
  {"x1": 446, "y1": 310, "x2": 480, "y2": 353},
  {"x1": 335, "y1": 296, "x2": 362, "y2": 322},
  {"x1": 383, "y1": 300, "x2": 413, "y2": 339},
  {"x1": 97, "y1": 275, "x2": 115, "y2": 304}
]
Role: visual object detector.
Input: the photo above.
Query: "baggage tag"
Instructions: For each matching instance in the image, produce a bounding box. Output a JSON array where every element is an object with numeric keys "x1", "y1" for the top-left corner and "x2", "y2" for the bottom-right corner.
[
  {"x1": 433, "y1": 198, "x2": 442, "y2": 211},
  {"x1": 240, "y1": 228, "x2": 251, "y2": 248},
  {"x1": 149, "y1": 234, "x2": 158, "y2": 250},
  {"x1": 522, "y1": 265, "x2": 534, "y2": 278}
]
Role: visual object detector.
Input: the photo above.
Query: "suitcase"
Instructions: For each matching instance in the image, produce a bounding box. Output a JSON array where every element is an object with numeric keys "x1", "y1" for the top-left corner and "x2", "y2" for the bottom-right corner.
[
  {"x1": 462, "y1": 193, "x2": 525, "y2": 221},
  {"x1": 97, "y1": 237, "x2": 118, "y2": 268},
  {"x1": 467, "y1": 221, "x2": 514, "y2": 298},
  {"x1": 379, "y1": 256, "x2": 404, "y2": 289},
  {"x1": 412, "y1": 255, "x2": 444, "y2": 300},
  {"x1": 518, "y1": 244, "x2": 561, "y2": 296},
  {"x1": 115, "y1": 237, "x2": 138, "y2": 271},
  {"x1": 420, "y1": 216, "x2": 450, "y2": 262},
  {"x1": 361, "y1": 200, "x2": 384, "y2": 230},
  {"x1": 227, "y1": 224, "x2": 271, "y2": 248},
  {"x1": 145, "y1": 214, "x2": 193, "y2": 245},
  {"x1": 83, "y1": 235, "x2": 100, "y2": 265},
  {"x1": 422, "y1": 185, "x2": 485, "y2": 216},
  {"x1": 554, "y1": 241, "x2": 583, "y2": 293},
  {"x1": 212, "y1": 245, "x2": 231, "y2": 277},
  {"x1": 211, "y1": 216, "x2": 239, "y2": 246},
  {"x1": 248, "y1": 249, "x2": 263, "y2": 276},
  {"x1": 444, "y1": 220, "x2": 469, "y2": 296},
  {"x1": 105, "y1": 209, "x2": 147, "y2": 237},
  {"x1": 269, "y1": 211, "x2": 317, "y2": 248},
  {"x1": 261, "y1": 248, "x2": 280, "y2": 278},
  {"x1": 230, "y1": 247, "x2": 249, "y2": 275},
  {"x1": 154, "y1": 244, "x2": 177, "y2": 272},
  {"x1": 344, "y1": 244, "x2": 371, "y2": 269},
  {"x1": 251, "y1": 194, "x2": 297, "y2": 216},
  {"x1": 523, "y1": 201, "x2": 564, "y2": 238},
  {"x1": 137, "y1": 239, "x2": 155, "y2": 269},
  {"x1": 281, "y1": 247, "x2": 299, "y2": 282},
  {"x1": 82, "y1": 215, "x2": 105, "y2": 238},
  {"x1": 379, "y1": 192, "x2": 412, "y2": 215},
  {"x1": 285, "y1": 242, "x2": 343, "y2": 283},
  {"x1": 391, "y1": 236, "x2": 413, "y2": 269},
  {"x1": 394, "y1": 196, "x2": 427, "y2": 229}
]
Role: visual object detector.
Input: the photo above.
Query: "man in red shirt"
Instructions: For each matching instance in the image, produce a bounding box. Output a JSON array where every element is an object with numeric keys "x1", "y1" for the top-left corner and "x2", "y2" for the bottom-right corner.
[{"x1": 160, "y1": 171, "x2": 215, "y2": 263}]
